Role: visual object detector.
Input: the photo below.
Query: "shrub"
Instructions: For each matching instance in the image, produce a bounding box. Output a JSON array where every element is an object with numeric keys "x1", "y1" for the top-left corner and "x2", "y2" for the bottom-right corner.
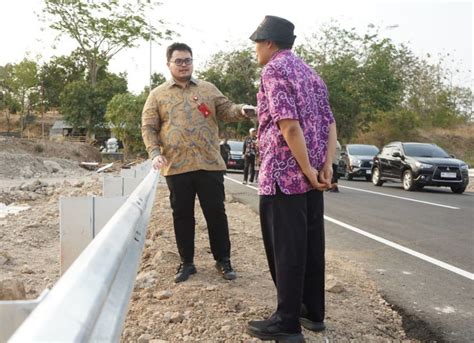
[{"x1": 33, "y1": 144, "x2": 44, "y2": 153}]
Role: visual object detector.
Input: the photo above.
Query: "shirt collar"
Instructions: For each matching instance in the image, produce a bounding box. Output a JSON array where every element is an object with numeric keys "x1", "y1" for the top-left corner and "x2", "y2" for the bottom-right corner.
[
  {"x1": 268, "y1": 49, "x2": 291, "y2": 63},
  {"x1": 167, "y1": 77, "x2": 199, "y2": 88}
]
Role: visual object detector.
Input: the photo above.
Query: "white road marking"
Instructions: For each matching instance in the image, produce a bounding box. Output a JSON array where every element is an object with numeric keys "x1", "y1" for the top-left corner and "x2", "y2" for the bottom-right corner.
[
  {"x1": 224, "y1": 175, "x2": 473, "y2": 280},
  {"x1": 434, "y1": 306, "x2": 456, "y2": 314},
  {"x1": 325, "y1": 216, "x2": 474, "y2": 280},
  {"x1": 340, "y1": 185, "x2": 460, "y2": 210},
  {"x1": 225, "y1": 175, "x2": 258, "y2": 191}
]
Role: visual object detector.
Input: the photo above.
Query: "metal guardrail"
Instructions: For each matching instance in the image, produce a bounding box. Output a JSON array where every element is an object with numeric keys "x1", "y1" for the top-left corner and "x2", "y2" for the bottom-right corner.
[
  {"x1": 9, "y1": 169, "x2": 159, "y2": 342},
  {"x1": 0, "y1": 290, "x2": 49, "y2": 342}
]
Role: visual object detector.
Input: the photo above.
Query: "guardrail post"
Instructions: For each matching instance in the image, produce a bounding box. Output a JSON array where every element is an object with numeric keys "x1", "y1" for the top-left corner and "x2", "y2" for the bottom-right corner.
[{"x1": 0, "y1": 290, "x2": 49, "y2": 342}]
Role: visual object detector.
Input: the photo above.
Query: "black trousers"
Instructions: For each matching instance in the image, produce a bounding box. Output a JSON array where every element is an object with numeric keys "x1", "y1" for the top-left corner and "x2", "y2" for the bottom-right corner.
[
  {"x1": 243, "y1": 154, "x2": 256, "y2": 182},
  {"x1": 259, "y1": 187, "x2": 325, "y2": 332},
  {"x1": 332, "y1": 163, "x2": 339, "y2": 183},
  {"x1": 165, "y1": 170, "x2": 231, "y2": 264}
]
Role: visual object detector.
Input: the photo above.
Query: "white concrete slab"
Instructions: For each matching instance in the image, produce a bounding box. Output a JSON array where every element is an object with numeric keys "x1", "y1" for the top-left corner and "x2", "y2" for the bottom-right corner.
[{"x1": 103, "y1": 176, "x2": 124, "y2": 197}]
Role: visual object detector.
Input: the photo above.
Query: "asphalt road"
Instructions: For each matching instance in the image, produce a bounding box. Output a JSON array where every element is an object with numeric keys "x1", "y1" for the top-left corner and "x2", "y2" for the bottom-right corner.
[{"x1": 223, "y1": 170, "x2": 474, "y2": 342}]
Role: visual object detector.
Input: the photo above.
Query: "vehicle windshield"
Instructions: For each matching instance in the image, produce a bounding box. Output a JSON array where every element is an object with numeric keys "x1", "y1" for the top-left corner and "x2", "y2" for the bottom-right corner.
[
  {"x1": 228, "y1": 141, "x2": 243, "y2": 152},
  {"x1": 402, "y1": 143, "x2": 450, "y2": 158},
  {"x1": 347, "y1": 145, "x2": 379, "y2": 155}
]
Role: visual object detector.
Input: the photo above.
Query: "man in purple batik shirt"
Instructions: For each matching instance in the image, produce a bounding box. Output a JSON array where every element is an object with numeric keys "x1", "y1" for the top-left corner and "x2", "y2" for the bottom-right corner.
[{"x1": 246, "y1": 15, "x2": 338, "y2": 342}]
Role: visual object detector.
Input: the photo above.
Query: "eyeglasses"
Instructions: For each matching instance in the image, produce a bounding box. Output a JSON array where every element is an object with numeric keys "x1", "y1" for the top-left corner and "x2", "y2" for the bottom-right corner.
[{"x1": 170, "y1": 58, "x2": 193, "y2": 66}]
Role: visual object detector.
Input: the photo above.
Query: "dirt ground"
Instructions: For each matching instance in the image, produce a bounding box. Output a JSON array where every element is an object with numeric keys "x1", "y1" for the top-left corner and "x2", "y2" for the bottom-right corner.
[
  {"x1": 0, "y1": 178, "x2": 411, "y2": 342},
  {"x1": 0, "y1": 139, "x2": 417, "y2": 342},
  {"x1": 122, "y1": 185, "x2": 410, "y2": 342}
]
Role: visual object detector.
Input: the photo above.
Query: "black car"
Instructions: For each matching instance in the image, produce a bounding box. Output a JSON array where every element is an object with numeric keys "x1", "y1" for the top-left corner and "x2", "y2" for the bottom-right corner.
[
  {"x1": 339, "y1": 144, "x2": 380, "y2": 181},
  {"x1": 226, "y1": 140, "x2": 244, "y2": 170},
  {"x1": 371, "y1": 142, "x2": 469, "y2": 193}
]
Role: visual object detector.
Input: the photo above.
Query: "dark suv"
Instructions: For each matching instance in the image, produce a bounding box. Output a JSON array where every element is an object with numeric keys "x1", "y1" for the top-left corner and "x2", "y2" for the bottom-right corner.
[
  {"x1": 226, "y1": 140, "x2": 245, "y2": 170},
  {"x1": 339, "y1": 144, "x2": 380, "y2": 180},
  {"x1": 371, "y1": 142, "x2": 469, "y2": 193}
]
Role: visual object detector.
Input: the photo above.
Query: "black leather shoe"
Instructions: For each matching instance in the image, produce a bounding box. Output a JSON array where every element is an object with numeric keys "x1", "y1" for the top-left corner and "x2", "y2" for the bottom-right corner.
[
  {"x1": 300, "y1": 317, "x2": 325, "y2": 332},
  {"x1": 215, "y1": 258, "x2": 237, "y2": 280},
  {"x1": 247, "y1": 319, "x2": 304, "y2": 342},
  {"x1": 174, "y1": 263, "x2": 196, "y2": 283},
  {"x1": 300, "y1": 304, "x2": 325, "y2": 332}
]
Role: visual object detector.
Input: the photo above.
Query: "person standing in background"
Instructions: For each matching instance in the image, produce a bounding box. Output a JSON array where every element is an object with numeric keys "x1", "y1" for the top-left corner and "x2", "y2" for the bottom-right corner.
[
  {"x1": 220, "y1": 138, "x2": 231, "y2": 172},
  {"x1": 242, "y1": 127, "x2": 258, "y2": 184}
]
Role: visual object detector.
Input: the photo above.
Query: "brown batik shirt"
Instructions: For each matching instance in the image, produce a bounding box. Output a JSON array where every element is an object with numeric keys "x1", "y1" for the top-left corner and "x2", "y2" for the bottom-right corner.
[{"x1": 142, "y1": 77, "x2": 247, "y2": 176}]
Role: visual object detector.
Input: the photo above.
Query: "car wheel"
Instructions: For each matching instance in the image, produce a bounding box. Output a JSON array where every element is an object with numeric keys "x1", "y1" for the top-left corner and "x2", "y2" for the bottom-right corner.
[
  {"x1": 345, "y1": 170, "x2": 353, "y2": 181},
  {"x1": 402, "y1": 170, "x2": 416, "y2": 191},
  {"x1": 372, "y1": 167, "x2": 383, "y2": 186},
  {"x1": 451, "y1": 186, "x2": 466, "y2": 194}
]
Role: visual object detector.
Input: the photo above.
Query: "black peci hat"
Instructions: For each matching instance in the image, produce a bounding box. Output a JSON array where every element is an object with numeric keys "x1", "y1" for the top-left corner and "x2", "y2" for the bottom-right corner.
[{"x1": 249, "y1": 15, "x2": 296, "y2": 45}]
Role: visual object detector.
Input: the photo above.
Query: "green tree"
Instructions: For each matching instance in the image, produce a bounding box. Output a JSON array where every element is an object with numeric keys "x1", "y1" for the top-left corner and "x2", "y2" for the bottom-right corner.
[
  {"x1": 105, "y1": 92, "x2": 147, "y2": 156},
  {"x1": 60, "y1": 71, "x2": 127, "y2": 138},
  {"x1": 359, "y1": 39, "x2": 403, "y2": 128},
  {"x1": 10, "y1": 59, "x2": 39, "y2": 136},
  {"x1": 0, "y1": 64, "x2": 21, "y2": 133},
  {"x1": 41, "y1": 0, "x2": 173, "y2": 85},
  {"x1": 296, "y1": 25, "x2": 367, "y2": 141},
  {"x1": 295, "y1": 23, "x2": 470, "y2": 142},
  {"x1": 369, "y1": 110, "x2": 421, "y2": 147},
  {"x1": 39, "y1": 50, "x2": 87, "y2": 109},
  {"x1": 151, "y1": 72, "x2": 166, "y2": 90},
  {"x1": 141, "y1": 72, "x2": 167, "y2": 94},
  {"x1": 198, "y1": 48, "x2": 259, "y2": 137},
  {"x1": 317, "y1": 55, "x2": 363, "y2": 142}
]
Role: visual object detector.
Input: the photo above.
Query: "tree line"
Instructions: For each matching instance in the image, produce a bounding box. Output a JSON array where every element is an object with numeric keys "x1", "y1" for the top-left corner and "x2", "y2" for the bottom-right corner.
[{"x1": 0, "y1": 1, "x2": 471, "y2": 156}]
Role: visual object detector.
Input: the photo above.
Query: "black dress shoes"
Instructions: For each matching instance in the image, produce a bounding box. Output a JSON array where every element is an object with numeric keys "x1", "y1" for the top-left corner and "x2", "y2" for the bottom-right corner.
[
  {"x1": 174, "y1": 263, "x2": 196, "y2": 283},
  {"x1": 300, "y1": 304, "x2": 325, "y2": 332},
  {"x1": 215, "y1": 258, "x2": 237, "y2": 280},
  {"x1": 300, "y1": 317, "x2": 326, "y2": 332},
  {"x1": 247, "y1": 319, "x2": 304, "y2": 342}
]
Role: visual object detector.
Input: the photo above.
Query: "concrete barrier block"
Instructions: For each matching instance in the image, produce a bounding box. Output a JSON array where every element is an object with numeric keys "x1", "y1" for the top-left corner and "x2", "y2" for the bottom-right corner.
[
  {"x1": 103, "y1": 176, "x2": 124, "y2": 197},
  {"x1": 60, "y1": 196, "x2": 126, "y2": 274}
]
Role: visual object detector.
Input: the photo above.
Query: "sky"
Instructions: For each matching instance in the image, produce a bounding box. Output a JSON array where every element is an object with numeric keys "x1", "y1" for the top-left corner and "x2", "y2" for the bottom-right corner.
[{"x1": 0, "y1": 0, "x2": 472, "y2": 94}]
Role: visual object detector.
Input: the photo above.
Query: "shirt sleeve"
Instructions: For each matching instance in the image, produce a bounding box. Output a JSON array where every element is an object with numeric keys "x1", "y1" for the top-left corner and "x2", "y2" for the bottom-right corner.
[
  {"x1": 261, "y1": 65, "x2": 298, "y2": 124},
  {"x1": 209, "y1": 83, "x2": 248, "y2": 122},
  {"x1": 141, "y1": 92, "x2": 162, "y2": 159},
  {"x1": 317, "y1": 80, "x2": 335, "y2": 125}
]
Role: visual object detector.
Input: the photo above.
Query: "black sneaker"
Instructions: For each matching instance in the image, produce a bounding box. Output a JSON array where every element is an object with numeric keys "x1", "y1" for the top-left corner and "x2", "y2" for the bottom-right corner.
[
  {"x1": 215, "y1": 258, "x2": 237, "y2": 280},
  {"x1": 300, "y1": 317, "x2": 325, "y2": 332},
  {"x1": 247, "y1": 319, "x2": 304, "y2": 342},
  {"x1": 300, "y1": 304, "x2": 325, "y2": 332},
  {"x1": 174, "y1": 263, "x2": 196, "y2": 283}
]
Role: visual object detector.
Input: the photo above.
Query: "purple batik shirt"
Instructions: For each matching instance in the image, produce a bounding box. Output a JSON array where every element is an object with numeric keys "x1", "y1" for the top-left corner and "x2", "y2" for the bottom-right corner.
[{"x1": 257, "y1": 49, "x2": 335, "y2": 195}]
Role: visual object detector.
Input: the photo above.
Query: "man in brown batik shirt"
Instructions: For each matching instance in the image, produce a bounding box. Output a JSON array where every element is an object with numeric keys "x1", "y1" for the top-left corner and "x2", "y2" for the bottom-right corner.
[{"x1": 142, "y1": 42, "x2": 255, "y2": 283}]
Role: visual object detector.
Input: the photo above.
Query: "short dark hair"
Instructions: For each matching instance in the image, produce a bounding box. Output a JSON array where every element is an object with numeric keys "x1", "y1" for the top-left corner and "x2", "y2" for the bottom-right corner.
[
  {"x1": 166, "y1": 43, "x2": 193, "y2": 61},
  {"x1": 274, "y1": 40, "x2": 294, "y2": 50}
]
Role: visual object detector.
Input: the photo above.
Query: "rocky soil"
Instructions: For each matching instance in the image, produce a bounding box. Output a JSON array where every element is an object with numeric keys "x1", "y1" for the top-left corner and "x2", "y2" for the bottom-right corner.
[
  {"x1": 122, "y1": 186, "x2": 410, "y2": 342},
  {"x1": 0, "y1": 137, "x2": 424, "y2": 341},
  {"x1": 0, "y1": 136, "x2": 101, "y2": 180},
  {"x1": 0, "y1": 174, "x2": 414, "y2": 342}
]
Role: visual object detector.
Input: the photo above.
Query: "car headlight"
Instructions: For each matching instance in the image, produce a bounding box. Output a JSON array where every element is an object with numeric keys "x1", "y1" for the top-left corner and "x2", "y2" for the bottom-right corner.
[
  {"x1": 350, "y1": 158, "x2": 361, "y2": 167},
  {"x1": 415, "y1": 161, "x2": 433, "y2": 169},
  {"x1": 460, "y1": 164, "x2": 468, "y2": 170}
]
